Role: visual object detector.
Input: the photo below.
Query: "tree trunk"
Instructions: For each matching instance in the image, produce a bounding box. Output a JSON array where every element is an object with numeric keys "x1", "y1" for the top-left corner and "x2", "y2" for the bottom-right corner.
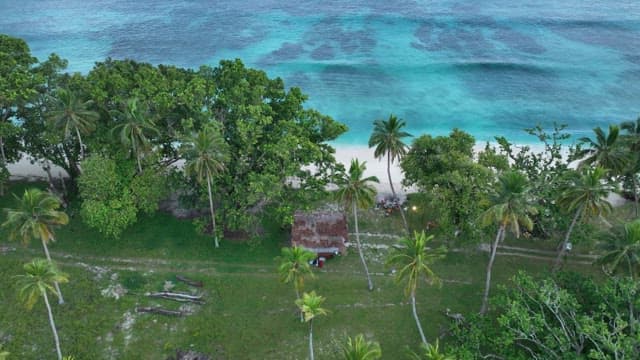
[
  {"x1": 42, "y1": 239, "x2": 64, "y2": 304},
  {"x1": 43, "y1": 159, "x2": 55, "y2": 191},
  {"x1": 554, "y1": 206, "x2": 582, "y2": 271},
  {"x1": 388, "y1": 152, "x2": 409, "y2": 234},
  {"x1": 309, "y1": 320, "x2": 314, "y2": 360},
  {"x1": 353, "y1": 201, "x2": 373, "y2": 291},
  {"x1": 411, "y1": 289, "x2": 428, "y2": 346},
  {"x1": 206, "y1": 172, "x2": 219, "y2": 248},
  {"x1": 633, "y1": 176, "x2": 639, "y2": 218},
  {"x1": 295, "y1": 288, "x2": 303, "y2": 322},
  {"x1": 75, "y1": 126, "x2": 85, "y2": 161},
  {"x1": 0, "y1": 136, "x2": 6, "y2": 165},
  {"x1": 43, "y1": 291, "x2": 63, "y2": 360},
  {"x1": 480, "y1": 225, "x2": 503, "y2": 315}
]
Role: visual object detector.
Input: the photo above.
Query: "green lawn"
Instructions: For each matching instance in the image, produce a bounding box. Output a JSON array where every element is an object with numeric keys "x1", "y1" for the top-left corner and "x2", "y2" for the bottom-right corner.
[{"x1": 0, "y1": 181, "x2": 603, "y2": 359}]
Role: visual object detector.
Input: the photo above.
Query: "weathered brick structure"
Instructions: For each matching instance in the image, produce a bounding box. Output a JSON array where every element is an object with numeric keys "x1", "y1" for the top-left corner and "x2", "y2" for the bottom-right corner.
[{"x1": 291, "y1": 211, "x2": 348, "y2": 254}]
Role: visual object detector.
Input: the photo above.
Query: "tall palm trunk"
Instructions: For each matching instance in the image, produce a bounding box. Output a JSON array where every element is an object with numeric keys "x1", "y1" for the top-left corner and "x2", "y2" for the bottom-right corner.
[
  {"x1": 387, "y1": 152, "x2": 409, "y2": 234},
  {"x1": 43, "y1": 291, "x2": 63, "y2": 360},
  {"x1": 480, "y1": 225, "x2": 504, "y2": 315},
  {"x1": 308, "y1": 320, "x2": 314, "y2": 360},
  {"x1": 0, "y1": 136, "x2": 6, "y2": 165},
  {"x1": 41, "y1": 239, "x2": 64, "y2": 304},
  {"x1": 75, "y1": 127, "x2": 85, "y2": 160},
  {"x1": 554, "y1": 206, "x2": 583, "y2": 271},
  {"x1": 411, "y1": 288, "x2": 428, "y2": 346},
  {"x1": 206, "y1": 172, "x2": 219, "y2": 248},
  {"x1": 353, "y1": 201, "x2": 373, "y2": 291},
  {"x1": 633, "y1": 176, "x2": 639, "y2": 218},
  {"x1": 295, "y1": 287, "x2": 303, "y2": 321}
]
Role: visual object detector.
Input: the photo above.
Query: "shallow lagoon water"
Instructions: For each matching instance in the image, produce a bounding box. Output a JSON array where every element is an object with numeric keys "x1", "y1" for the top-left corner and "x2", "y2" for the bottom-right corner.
[{"x1": 1, "y1": 0, "x2": 639, "y2": 144}]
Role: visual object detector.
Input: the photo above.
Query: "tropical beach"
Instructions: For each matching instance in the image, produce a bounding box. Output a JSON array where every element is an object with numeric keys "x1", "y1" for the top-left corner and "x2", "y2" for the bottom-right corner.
[{"x1": 1, "y1": 1, "x2": 639, "y2": 359}]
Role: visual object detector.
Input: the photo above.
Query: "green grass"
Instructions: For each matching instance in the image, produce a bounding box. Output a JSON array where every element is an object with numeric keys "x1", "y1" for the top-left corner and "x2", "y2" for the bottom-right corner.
[{"x1": 0, "y1": 181, "x2": 605, "y2": 359}]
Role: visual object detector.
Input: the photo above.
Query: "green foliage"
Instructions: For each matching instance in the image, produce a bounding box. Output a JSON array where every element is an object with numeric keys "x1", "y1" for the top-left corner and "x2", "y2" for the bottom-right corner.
[
  {"x1": 342, "y1": 334, "x2": 382, "y2": 360},
  {"x1": 277, "y1": 246, "x2": 317, "y2": 297},
  {"x1": 481, "y1": 171, "x2": 537, "y2": 237},
  {"x1": 407, "y1": 340, "x2": 455, "y2": 360},
  {"x1": 15, "y1": 258, "x2": 68, "y2": 310},
  {"x1": 596, "y1": 219, "x2": 640, "y2": 278},
  {"x1": 296, "y1": 291, "x2": 328, "y2": 323},
  {"x1": 130, "y1": 167, "x2": 167, "y2": 215},
  {"x1": 402, "y1": 129, "x2": 493, "y2": 237}
]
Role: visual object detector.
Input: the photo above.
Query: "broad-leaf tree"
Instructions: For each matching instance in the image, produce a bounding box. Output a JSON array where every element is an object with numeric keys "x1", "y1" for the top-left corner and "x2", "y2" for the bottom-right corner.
[
  {"x1": 47, "y1": 88, "x2": 99, "y2": 161},
  {"x1": 386, "y1": 231, "x2": 446, "y2": 346},
  {"x1": 15, "y1": 259, "x2": 69, "y2": 360},
  {"x1": 334, "y1": 159, "x2": 379, "y2": 291},
  {"x1": 341, "y1": 334, "x2": 382, "y2": 360},
  {"x1": 180, "y1": 123, "x2": 229, "y2": 247},
  {"x1": 3, "y1": 188, "x2": 69, "y2": 303},
  {"x1": 479, "y1": 171, "x2": 537, "y2": 314},
  {"x1": 554, "y1": 167, "x2": 613, "y2": 270},
  {"x1": 368, "y1": 114, "x2": 412, "y2": 232},
  {"x1": 296, "y1": 291, "x2": 328, "y2": 360},
  {"x1": 111, "y1": 98, "x2": 160, "y2": 173}
]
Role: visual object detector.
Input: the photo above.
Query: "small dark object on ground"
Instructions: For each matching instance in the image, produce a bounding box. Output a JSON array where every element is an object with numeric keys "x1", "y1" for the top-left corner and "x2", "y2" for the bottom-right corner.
[
  {"x1": 166, "y1": 349, "x2": 211, "y2": 360},
  {"x1": 176, "y1": 275, "x2": 204, "y2": 288},
  {"x1": 147, "y1": 291, "x2": 205, "y2": 304}
]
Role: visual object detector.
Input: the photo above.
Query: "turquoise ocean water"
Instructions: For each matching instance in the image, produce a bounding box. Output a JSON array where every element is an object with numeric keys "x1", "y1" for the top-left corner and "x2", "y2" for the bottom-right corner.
[{"x1": 1, "y1": 0, "x2": 638, "y2": 144}]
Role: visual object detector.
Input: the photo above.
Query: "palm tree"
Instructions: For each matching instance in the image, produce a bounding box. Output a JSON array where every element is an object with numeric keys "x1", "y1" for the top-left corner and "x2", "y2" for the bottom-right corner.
[
  {"x1": 296, "y1": 291, "x2": 328, "y2": 360},
  {"x1": 0, "y1": 345, "x2": 8, "y2": 360},
  {"x1": 554, "y1": 167, "x2": 614, "y2": 270},
  {"x1": 277, "y1": 246, "x2": 316, "y2": 320},
  {"x1": 407, "y1": 339, "x2": 455, "y2": 360},
  {"x1": 368, "y1": 114, "x2": 412, "y2": 233},
  {"x1": 386, "y1": 231, "x2": 446, "y2": 346},
  {"x1": 334, "y1": 159, "x2": 379, "y2": 291},
  {"x1": 578, "y1": 125, "x2": 628, "y2": 175},
  {"x1": 47, "y1": 88, "x2": 99, "y2": 160},
  {"x1": 596, "y1": 220, "x2": 640, "y2": 280},
  {"x1": 111, "y1": 98, "x2": 160, "y2": 173},
  {"x1": 620, "y1": 117, "x2": 640, "y2": 216},
  {"x1": 15, "y1": 259, "x2": 69, "y2": 360},
  {"x1": 2, "y1": 188, "x2": 69, "y2": 304},
  {"x1": 479, "y1": 171, "x2": 537, "y2": 315},
  {"x1": 180, "y1": 124, "x2": 229, "y2": 248},
  {"x1": 341, "y1": 334, "x2": 382, "y2": 360}
]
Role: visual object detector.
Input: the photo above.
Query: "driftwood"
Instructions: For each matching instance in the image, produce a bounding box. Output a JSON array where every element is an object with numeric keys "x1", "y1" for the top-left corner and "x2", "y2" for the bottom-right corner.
[
  {"x1": 176, "y1": 275, "x2": 203, "y2": 288},
  {"x1": 167, "y1": 349, "x2": 211, "y2": 360},
  {"x1": 136, "y1": 306, "x2": 184, "y2": 317},
  {"x1": 147, "y1": 291, "x2": 205, "y2": 304}
]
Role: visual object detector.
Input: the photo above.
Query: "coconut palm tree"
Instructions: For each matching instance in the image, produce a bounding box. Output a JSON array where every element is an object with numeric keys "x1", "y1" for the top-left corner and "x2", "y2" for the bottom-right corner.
[
  {"x1": 386, "y1": 231, "x2": 446, "y2": 346},
  {"x1": 334, "y1": 159, "x2": 379, "y2": 291},
  {"x1": 15, "y1": 259, "x2": 69, "y2": 360},
  {"x1": 578, "y1": 125, "x2": 628, "y2": 175},
  {"x1": 296, "y1": 291, "x2": 328, "y2": 360},
  {"x1": 596, "y1": 220, "x2": 640, "y2": 280},
  {"x1": 554, "y1": 167, "x2": 614, "y2": 270},
  {"x1": 479, "y1": 171, "x2": 537, "y2": 315},
  {"x1": 341, "y1": 334, "x2": 382, "y2": 360},
  {"x1": 47, "y1": 88, "x2": 99, "y2": 160},
  {"x1": 2, "y1": 188, "x2": 69, "y2": 304},
  {"x1": 111, "y1": 98, "x2": 160, "y2": 173},
  {"x1": 407, "y1": 339, "x2": 455, "y2": 360},
  {"x1": 278, "y1": 246, "x2": 316, "y2": 301},
  {"x1": 620, "y1": 117, "x2": 640, "y2": 216},
  {"x1": 368, "y1": 114, "x2": 412, "y2": 233},
  {"x1": 180, "y1": 124, "x2": 229, "y2": 248}
]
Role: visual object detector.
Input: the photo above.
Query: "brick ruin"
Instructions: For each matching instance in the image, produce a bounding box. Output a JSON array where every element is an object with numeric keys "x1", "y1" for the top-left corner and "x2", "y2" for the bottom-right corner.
[{"x1": 291, "y1": 211, "x2": 348, "y2": 254}]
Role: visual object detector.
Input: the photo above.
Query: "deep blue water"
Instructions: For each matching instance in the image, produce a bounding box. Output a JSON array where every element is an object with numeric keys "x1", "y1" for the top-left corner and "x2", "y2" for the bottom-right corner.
[{"x1": 1, "y1": 0, "x2": 639, "y2": 144}]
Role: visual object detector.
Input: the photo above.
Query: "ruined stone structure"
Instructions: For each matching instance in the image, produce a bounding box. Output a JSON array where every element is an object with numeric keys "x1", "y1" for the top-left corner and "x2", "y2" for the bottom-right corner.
[{"x1": 291, "y1": 211, "x2": 348, "y2": 254}]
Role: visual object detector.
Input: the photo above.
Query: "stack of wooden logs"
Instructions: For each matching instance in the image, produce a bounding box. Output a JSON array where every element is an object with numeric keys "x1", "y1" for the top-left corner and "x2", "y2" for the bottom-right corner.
[{"x1": 136, "y1": 275, "x2": 204, "y2": 317}]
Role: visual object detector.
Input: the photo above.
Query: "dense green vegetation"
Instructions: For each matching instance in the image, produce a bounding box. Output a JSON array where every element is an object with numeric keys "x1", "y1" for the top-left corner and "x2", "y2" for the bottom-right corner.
[{"x1": 1, "y1": 33, "x2": 639, "y2": 359}]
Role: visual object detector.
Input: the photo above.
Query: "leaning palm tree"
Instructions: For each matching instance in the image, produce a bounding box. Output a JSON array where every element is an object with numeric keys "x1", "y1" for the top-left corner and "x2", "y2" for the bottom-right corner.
[
  {"x1": 479, "y1": 171, "x2": 537, "y2": 315},
  {"x1": 620, "y1": 117, "x2": 640, "y2": 216},
  {"x1": 15, "y1": 259, "x2": 69, "y2": 360},
  {"x1": 334, "y1": 159, "x2": 379, "y2": 291},
  {"x1": 3, "y1": 188, "x2": 69, "y2": 304},
  {"x1": 47, "y1": 88, "x2": 99, "y2": 160},
  {"x1": 368, "y1": 114, "x2": 412, "y2": 233},
  {"x1": 296, "y1": 291, "x2": 328, "y2": 360},
  {"x1": 596, "y1": 220, "x2": 640, "y2": 280},
  {"x1": 341, "y1": 334, "x2": 382, "y2": 360},
  {"x1": 180, "y1": 124, "x2": 229, "y2": 248},
  {"x1": 578, "y1": 125, "x2": 628, "y2": 175},
  {"x1": 386, "y1": 231, "x2": 446, "y2": 346},
  {"x1": 554, "y1": 167, "x2": 614, "y2": 270},
  {"x1": 111, "y1": 98, "x2": 160, "y2": 173},
  {"x1": 277, "y1": 246, "x2": 316, "y2": 320}
]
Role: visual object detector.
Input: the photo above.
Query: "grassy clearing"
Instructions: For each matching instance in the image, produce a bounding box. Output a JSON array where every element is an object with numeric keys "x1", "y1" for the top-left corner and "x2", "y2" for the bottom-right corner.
[{"x1": 0, "y1": 181, "x2": 604, "y2": 359}]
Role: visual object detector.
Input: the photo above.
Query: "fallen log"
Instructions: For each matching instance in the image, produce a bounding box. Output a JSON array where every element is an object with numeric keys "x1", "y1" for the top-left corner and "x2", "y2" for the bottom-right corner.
[
  {"x1": 176, "y1": 275, "x2": 203, "y2": 288},
  {"x1": 136, "y1": 306, "x2": 184, "y2": 317},
  {"x1": 147, "y1": 291, "x2": 205, "y2": 304}
]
